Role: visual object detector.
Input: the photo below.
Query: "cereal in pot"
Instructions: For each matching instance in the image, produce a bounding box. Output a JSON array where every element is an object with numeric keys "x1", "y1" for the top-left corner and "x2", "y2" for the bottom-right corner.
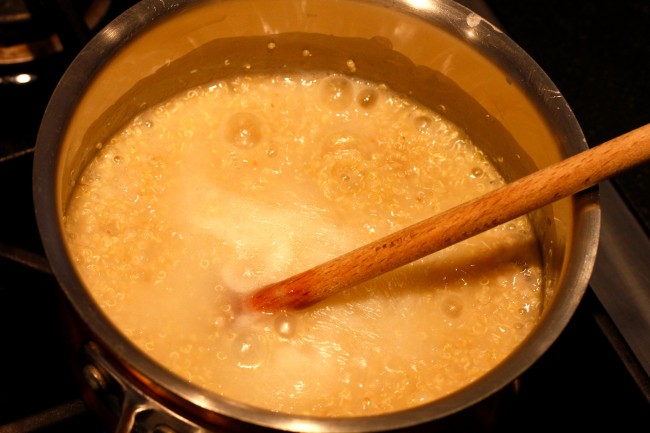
[{"x1": 64, "y1": 72, "x2": 542, "y2": 416}]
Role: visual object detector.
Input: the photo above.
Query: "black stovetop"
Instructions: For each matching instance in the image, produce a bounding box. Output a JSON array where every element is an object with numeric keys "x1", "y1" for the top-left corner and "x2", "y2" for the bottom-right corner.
[{"x1": 1, "y1": 1, "x2": 649, "y2": 432}]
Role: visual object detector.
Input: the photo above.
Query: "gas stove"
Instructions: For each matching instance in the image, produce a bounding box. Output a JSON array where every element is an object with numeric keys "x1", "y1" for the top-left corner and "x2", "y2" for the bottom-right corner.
[{"x1": 1, "y1": 1, "x2": 648, "y2": 431}]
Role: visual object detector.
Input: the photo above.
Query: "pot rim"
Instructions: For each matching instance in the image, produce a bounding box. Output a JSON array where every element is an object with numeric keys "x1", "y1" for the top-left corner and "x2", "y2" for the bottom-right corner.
[{"x1": 32, "y1": 0, "x2": 599, "y2": 431}]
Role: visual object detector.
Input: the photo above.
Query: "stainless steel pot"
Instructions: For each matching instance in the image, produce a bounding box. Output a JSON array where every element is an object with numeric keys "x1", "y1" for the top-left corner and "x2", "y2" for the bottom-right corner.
[{"x1": 32, "y1": 0, "x2": 600, "y2": 431}]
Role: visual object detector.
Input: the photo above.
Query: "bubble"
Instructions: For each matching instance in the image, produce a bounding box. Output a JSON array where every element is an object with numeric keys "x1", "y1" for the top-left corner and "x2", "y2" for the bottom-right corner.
[
  {"x1": 336, "y1": 166, "x2": 363, "y2": 192},
  {"x1": 224, "y1": 112, "x2": 265, "y2": 148},
  {"x1": 274, "y1": 313, "x2": 296, "y2": 339},
  {"x1": 440, "y1": 294, "x2": 464, "y2": 318},
  {"x1": 319, "y1": 75, "x2": 354, "y2": 112},
  {"x1": 232, "y1": 331, "x2": 266, "y2": 369},
  {"x1": 356, "y1": 88, "x2": 379, "y2": 109},
  {"x1": 413, "y1": 115, "x2": 433, "y2": 133},
  {"x1": 470, "y1": 167, "x2": 484, "y2": 178},
  {"x1": 319, "y1": 149, "x2": 367, "y2": 197},
  {"x1": 213, "y1": 313, "x2": 231, "y2": 330}
]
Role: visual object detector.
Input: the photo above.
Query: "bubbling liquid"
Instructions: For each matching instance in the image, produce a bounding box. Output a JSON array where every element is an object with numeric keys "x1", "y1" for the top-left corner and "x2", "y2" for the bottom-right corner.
[{"x1": 64, "y1": 71, "x2": 542, "y2": 416}]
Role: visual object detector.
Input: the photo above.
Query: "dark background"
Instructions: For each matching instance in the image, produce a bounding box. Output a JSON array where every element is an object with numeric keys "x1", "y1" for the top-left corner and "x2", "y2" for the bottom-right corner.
[{"x1": 483, "y1": 0, "x2": 650, "y2": 231}]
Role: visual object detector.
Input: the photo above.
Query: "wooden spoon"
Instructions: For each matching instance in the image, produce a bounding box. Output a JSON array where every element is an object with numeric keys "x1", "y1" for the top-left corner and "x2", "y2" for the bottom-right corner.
[{"x1": 248, "y1": 123, "x2": 650, "y2": 312}]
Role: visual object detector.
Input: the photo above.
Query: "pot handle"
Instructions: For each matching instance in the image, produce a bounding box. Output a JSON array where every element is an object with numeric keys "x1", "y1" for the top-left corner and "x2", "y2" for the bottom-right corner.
[
  {"x1": 82, "y1": 341, "x2": 209, "y2": 433},
  {"x1": 114, "y1": 392, "x2": 149, "y2": 433}
]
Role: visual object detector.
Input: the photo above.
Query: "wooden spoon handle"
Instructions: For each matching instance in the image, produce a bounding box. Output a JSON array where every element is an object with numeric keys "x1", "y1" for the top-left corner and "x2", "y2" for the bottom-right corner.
[{"x1": 248, "y1": 123, "x2": 650, "y2": 311}]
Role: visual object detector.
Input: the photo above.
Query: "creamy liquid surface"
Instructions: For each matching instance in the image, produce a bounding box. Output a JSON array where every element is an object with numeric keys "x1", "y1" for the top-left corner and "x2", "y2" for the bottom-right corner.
[{"x1": 64, "y1": 72, "x2": 542, "y2": 416}]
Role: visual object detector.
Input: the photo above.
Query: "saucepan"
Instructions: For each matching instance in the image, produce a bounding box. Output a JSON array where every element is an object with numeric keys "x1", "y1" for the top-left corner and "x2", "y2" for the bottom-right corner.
[{"x1": 32, "y1": 0, "x2": 599, "y2": 431}]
